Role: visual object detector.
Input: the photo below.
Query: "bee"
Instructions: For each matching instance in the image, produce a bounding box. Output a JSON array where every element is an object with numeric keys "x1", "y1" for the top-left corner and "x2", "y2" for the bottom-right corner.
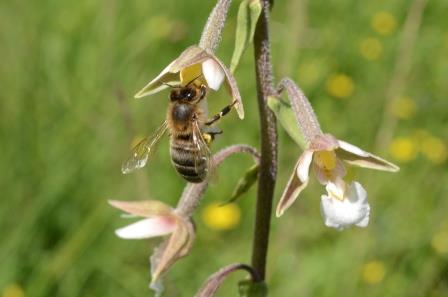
[{"x1": 122, "y1": 77, "x2": 236, "y2": 183}]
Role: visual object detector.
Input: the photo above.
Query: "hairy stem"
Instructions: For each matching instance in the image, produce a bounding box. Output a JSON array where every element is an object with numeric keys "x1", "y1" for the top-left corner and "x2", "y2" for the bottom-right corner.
[
  {"x1": 277, "y1": 77, "x2": 323, "y2": 143},
  {"x1": 199, "y1": 0, "x2": 232, "y2": 52},
  {"x1": 251, "y1": 0, "x2": 277, "y2": 281}
]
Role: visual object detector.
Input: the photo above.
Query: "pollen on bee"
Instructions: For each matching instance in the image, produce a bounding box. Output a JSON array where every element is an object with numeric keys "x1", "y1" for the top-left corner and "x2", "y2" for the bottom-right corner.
[{"x1": 202, "y1": 133, "x2": 213, "y2": 144}]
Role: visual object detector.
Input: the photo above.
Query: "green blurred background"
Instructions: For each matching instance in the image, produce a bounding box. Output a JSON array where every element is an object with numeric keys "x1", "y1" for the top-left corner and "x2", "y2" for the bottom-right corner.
[{"x1": 1, "y1": 0, "x2": 448, "y2": 296}]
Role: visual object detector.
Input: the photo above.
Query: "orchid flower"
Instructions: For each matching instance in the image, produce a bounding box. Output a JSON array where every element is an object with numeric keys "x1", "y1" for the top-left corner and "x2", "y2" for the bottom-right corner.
[
  {"x1": 133, "y1": 0, "x2": 244, "y2": 119},
  {"x1": 109, "y1": 200, "x2": 195, "y2": 285},
  {"x1": 274, "y1": 78, "x2": 399, "y2": 230},
  {"x1": 134, "y1": 45, "x2": 244, "y2": 119}
]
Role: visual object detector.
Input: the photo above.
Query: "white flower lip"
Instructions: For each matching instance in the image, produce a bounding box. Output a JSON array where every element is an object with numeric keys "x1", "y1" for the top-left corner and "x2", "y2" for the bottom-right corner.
[
  {"x1": 115, "y1": 216, "x2": 177, "y2": 240},
  {"x1": 202, "y1": 58, "x2": 225, "y2": 90},
  {"x1": 320, "y1": 181, "x2": 370, "y2": 230}
]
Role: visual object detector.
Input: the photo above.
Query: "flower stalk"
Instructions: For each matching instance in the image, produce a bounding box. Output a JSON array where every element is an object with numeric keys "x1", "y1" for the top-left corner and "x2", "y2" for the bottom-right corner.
[
  {"x1": 277, "y1": 78, "x2": 322, "y2": 143},
  {"x1": 251, "y1": 0, "x2": 277, "y2": 281},
  {"x1": 199, "y1": 0, "x2": 233, "y2": 52}
]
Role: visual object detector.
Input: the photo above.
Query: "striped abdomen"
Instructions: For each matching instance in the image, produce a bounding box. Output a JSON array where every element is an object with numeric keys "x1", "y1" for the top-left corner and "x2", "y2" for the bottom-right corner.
[{"x1": 170, "y1": 134, "x2": 207, "y2": 183}]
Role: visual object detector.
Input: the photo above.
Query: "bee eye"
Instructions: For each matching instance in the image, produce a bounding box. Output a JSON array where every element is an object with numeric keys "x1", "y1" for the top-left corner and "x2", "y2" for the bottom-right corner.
[{"x1": 188, "y1": 89, "x2": 196, "y2": 100}]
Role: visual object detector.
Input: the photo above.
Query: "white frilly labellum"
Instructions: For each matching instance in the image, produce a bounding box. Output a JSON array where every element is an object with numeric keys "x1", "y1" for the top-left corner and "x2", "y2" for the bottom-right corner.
[
  {"x1": 115, "y1": 216, "x2": 177, "y2": 239},
  {"x1": 202, "y1": 58, "x2": 225, "y2": 90},
  {"x1": 320, "y1": 181, "x2": 370, "y2": 230}
]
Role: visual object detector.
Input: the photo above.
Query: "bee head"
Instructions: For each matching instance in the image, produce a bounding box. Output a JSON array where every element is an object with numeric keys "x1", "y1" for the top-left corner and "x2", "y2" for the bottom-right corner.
[{"x1": 170, "y1": 87, "x2": 197, "y2": 102}]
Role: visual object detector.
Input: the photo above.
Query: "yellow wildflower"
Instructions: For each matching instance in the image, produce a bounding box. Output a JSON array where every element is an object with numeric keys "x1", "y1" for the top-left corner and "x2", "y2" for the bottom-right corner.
[
  {"x1": 390, "y1": 96, "x2": 417, "y2": 119},
  {"x1": 389, "y1": 137, "x2": 418, "y2": 162},
  {"x1": 420, "y1": 136, "x2": 447, "y2": 164},
  {"x1": 362, "y1": 261, "x2": 386, "y2": 284},
  {"x1": 202, "y1": 202, "x2": 241, "y2": 231},
  {"x1": 359, "y1": 38, "x2": 383, "y2": 60},
  {"x1": 2, "y1": 284, "x2": 25, "y2": 297},
  {"x1": 325, "y1": 74, "x2": 354, "y2": 99},
  {"x1": 431, "y1": 231, "x2": 448, "y2": 255},
  {"x1": 371, "y1": 11, "x2": 397, "y2": 36}
]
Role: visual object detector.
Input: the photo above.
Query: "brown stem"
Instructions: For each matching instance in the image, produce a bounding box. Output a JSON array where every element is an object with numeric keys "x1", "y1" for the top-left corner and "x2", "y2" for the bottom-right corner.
[{"x1": 251, "y1": 0, "x2": 277, "y2": 281}]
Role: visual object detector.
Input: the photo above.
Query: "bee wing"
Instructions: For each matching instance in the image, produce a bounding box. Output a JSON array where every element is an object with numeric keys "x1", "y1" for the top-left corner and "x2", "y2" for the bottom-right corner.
[
  {"x1": 191, "y1": 119, "x2": 212, "y2": 180},
  {"x1": 121, "y1": 121, "x2": 168, "y2": 174}
]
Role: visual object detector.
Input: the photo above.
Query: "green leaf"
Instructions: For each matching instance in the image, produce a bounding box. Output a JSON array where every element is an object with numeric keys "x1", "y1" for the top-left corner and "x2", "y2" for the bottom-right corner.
[
  {"x1": 267, "y1": 96, "x2": 306, "y2": 149},
  {"x1": 223, "y1": 164, "x2": 259, "y2": 205},
  {"x1": 230, "y1": 0, "x2": 262, "y2": 73},
  {"x1": 238, "y1": 280, "x2": 268, "y2": 297}
]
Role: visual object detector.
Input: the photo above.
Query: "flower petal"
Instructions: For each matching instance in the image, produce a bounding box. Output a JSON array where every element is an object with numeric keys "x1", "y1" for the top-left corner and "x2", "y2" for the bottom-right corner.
[
  {"x1": 169, "y1": 46, "x2": 209, "y2": 73},
  {"x1": 276, "y1": 155, "x2": 311, "y2": 217},
  {"x1": 134, "y1": 45, "x2": 210, "y2": 98},
  {"x1": 208, "y1": 53, "x2": 244, "y2": 119},
  {"x1": 115, "y1": 216, "x2": 177, "y2": 239},
  {"x1": 180, "y1": 63, "x2": 203, "y2": 86},
  {"x1": 202, "y1": 58, "x2": 225, "y2": 90},
  {"x1": 320, "y1": 181, "x2": 370, "y2": 230},
  {"x1": 336, "y1": 140, "x2": 399, "y2": 172},
  {"x1": 313, "y1": 158, "x2": 346, "y2": 185},
  {"x1": 309, "y1": 134, "x2": 339, "y2": 151},
  {"x1": 108, "y1": 200, "x2": 173, "y2": 217},
  {"x1": 134, "y1": 61, "x2": 180, "y2": 98},
  {"x1": 150, "y1": 216, "x2": 195, "y2": 283},
  {"x1": 325, "y1": 176, "x2": 346, "y2": 200},
  {"x1": 296, "y1": 149, "x2": 314, "y2": 182}
]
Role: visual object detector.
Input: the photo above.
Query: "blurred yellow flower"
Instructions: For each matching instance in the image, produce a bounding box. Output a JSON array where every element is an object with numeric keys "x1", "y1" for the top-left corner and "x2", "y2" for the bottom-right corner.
[
  {"x1": 362, "y1": 261, "x2": 386, "y2": 284},
  {"x1": 202, "y1": 203, "x2": 241, "y2": 231},
  {"x1": 390, "y1": 96, "x2": 417, "y2": 119},
  {"x1": 359, "y1": 38, "x2": 383, "y2": 60},
  {"x1": 2, "y1": 283, "x2": 25, "y2": 297},
  {"x1": 431, "y1": 231, "x2": 448, "y2": 255},
  {"x1": 420, "y1": 136, "x2": 447, "y2": 164},
  {"x1": 325, "y1": 74, "x2": 354, "y2": 99},
  {"x1": 371, "y1": 11, "x2": 397, "y2": 36},
  {"x1": 389, "y1": 137, "x2": 418, "y2": 162}
]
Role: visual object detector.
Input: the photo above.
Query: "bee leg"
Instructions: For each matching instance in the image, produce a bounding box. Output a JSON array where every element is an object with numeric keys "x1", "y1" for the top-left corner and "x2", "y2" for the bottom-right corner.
[{"x1": 205, "y1": 101, "x2": 237, "y2": 126}]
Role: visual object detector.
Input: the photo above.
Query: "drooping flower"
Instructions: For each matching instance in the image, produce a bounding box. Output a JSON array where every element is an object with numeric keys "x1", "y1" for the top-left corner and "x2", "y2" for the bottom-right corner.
[
  {"x1": 109, "y1": 200, "x2": 195, "y2": 286},
  {"x1": 274, "y1": 78, "x2": 399, "y2": 229},
  {"x1": 134, "y1": 45, "x2": 244, "y2": 119},
  {"x1": 276, "y1": 133, "x2": 398, "y2": 219}
]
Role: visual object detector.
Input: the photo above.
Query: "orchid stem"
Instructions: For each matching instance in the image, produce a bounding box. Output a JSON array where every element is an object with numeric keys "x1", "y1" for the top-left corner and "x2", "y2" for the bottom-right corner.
[{"x1": 251, "y1": 0, "x2": 277, "y2": 282}]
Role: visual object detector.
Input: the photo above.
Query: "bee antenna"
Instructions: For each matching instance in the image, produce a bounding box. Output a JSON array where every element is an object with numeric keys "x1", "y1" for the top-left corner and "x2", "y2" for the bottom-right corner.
[{"x1": 185, "y1": 74, "x2": 203, "y2": 87}]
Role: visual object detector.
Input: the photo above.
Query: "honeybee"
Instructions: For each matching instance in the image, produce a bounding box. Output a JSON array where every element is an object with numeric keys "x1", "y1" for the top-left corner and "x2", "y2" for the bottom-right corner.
[{"x1": 122, "y1": 78, "x2": 236, "y2": 183}]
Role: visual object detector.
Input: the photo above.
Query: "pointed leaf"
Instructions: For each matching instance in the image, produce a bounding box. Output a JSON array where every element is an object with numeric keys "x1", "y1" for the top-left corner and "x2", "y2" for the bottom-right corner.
[
  {"x1": 223, "y1": 164, "x2": 259, "y2": 205},
  {"x1": 230, "y1": 0, "x2": 262, "y2": 73},
  {"x1": 267, "y1": 96, "x2": 306, "y2": 148}
]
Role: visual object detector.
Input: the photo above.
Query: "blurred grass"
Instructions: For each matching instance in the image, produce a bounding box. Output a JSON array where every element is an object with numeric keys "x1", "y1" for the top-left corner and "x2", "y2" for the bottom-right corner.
[{"x1": 1, "y1": 0, "x2": 448, "y2": 296}]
